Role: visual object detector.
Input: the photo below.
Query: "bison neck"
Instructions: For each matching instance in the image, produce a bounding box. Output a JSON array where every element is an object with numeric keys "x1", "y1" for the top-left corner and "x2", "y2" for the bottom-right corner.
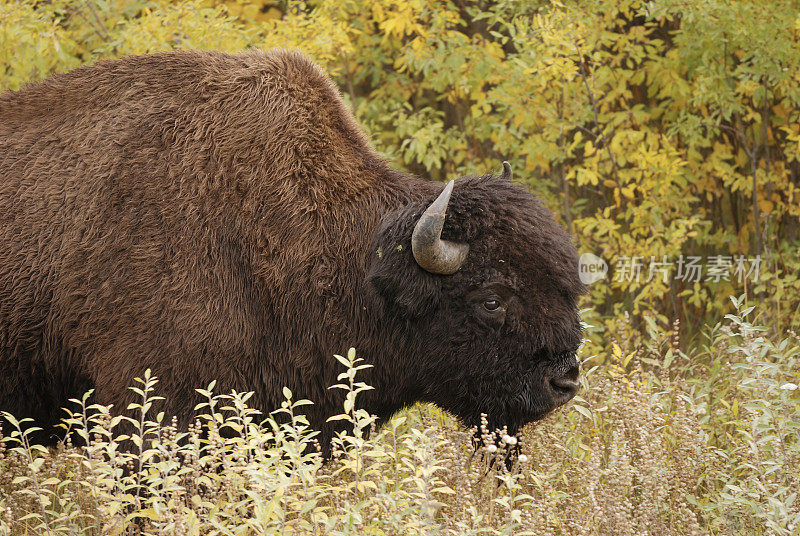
[{"x1": 233, "y1": 166, "x2": 438, "y2": 431}]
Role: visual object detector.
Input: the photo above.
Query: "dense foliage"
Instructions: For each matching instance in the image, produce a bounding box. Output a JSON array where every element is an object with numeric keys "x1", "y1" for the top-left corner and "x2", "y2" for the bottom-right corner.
[
  {"x1": 1, "y1": 1, "x2": 799, "y2": 534},
  {"x1": 3, "y1": 0, "x2": 799, "y2": 345}
]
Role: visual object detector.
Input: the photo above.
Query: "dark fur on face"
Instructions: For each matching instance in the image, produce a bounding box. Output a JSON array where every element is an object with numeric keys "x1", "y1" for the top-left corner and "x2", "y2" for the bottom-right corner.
[
  {"x1": 0, "y1": 49, "x2": 584, "y2": 449},
  {"x1": 366, "y1": 173, "x2": 585, "y2": 436}
]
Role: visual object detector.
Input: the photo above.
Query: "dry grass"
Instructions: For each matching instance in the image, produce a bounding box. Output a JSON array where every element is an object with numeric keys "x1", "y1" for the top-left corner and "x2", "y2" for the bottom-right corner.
[{"x1": 1, "y1": 298, "x2": 798, "y2": 535}]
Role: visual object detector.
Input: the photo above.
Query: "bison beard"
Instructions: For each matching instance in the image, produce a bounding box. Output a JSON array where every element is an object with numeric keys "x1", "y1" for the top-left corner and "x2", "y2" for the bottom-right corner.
[{"x1": 0, "y1": 49, "x2": 585, "y2": 452}]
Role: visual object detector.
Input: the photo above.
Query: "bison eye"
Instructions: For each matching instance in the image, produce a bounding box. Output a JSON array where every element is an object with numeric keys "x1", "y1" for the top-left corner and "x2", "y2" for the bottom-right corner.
[{"x1": 483, "y1": 299, "x2": 501, "y2": 311}]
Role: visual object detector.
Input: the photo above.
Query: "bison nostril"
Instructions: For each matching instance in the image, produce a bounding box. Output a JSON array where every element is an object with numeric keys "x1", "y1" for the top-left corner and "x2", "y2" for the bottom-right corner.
[
  {"x1": 550, "y1": 377, "x2": 580, "y2": 395},
  {"x1": 549, "y1": 365, "x2": 580, "y2": 398}
]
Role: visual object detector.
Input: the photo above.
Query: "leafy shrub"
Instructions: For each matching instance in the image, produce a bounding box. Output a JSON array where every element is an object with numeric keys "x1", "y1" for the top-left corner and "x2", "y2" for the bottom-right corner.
[{"x1": 0, "y1": 304, "x2": 798, "y2": 535}]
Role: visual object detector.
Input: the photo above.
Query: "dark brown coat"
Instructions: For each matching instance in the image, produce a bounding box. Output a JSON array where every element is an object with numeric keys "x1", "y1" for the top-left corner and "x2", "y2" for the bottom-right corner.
[{"x1": 0, "y1": 50, "x2": 584, "y2": 448}]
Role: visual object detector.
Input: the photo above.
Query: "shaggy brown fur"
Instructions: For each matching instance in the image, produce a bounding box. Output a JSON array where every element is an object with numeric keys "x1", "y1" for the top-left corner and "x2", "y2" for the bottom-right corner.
[{"x1": 0, "y1": 50, "x2": 584, "y2": 449}]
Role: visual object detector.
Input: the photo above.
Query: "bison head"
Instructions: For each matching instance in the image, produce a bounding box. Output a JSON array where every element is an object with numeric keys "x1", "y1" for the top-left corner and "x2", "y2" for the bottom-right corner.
[{"x1": 367, "y1": 163, "x2": 585, "y2": 436}]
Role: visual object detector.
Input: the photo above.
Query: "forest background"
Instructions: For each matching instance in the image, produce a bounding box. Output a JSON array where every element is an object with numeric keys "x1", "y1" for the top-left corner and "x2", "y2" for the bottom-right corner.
[{"x1": 6, "y1": 0, "x2": 800, "y2": 348}]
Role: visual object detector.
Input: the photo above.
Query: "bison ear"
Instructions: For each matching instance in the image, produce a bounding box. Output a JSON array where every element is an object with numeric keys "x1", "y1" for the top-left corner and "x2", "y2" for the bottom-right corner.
[
  {"x1": 366, "y1": 209, "x2": 442, "y2": 318},
  {"x1": 500, "y1": 161, "x2": 512, "y2": 181}
]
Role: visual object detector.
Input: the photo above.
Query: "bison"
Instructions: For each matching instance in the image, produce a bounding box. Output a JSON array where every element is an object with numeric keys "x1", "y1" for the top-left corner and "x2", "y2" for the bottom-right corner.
[{"x1": 0, "y1": 49, "x2": 584, "y2": 450}]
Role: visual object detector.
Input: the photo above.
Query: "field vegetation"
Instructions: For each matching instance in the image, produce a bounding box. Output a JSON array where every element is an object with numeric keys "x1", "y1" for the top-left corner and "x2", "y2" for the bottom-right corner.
[{"x1": 1, "y1": 302, "x2": 798, "y2": 534}]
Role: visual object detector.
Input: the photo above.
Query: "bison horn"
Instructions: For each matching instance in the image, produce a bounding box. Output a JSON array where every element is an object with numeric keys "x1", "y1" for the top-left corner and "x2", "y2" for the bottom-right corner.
[
  {"x1": 500, "y1": 161, "x2": 512, "y2": 181},
  {"x1": 411, "y1": 180, "x2": 469, "y2": 275}
]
